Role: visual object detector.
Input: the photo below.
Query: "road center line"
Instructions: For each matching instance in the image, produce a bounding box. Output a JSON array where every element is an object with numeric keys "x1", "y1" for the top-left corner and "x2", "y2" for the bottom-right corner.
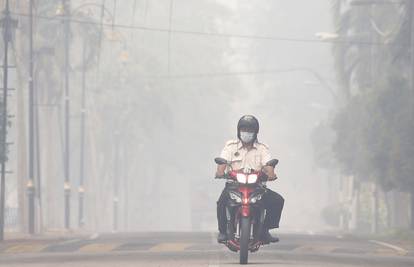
[{"x1": 369, "y1": 240, "x2": 408, "y2": 256}]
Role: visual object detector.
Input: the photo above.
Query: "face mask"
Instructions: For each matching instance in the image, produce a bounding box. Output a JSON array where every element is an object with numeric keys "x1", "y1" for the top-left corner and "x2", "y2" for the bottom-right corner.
[{"x1": 240, "y1": 131, "x2": 255, "y2": 143}]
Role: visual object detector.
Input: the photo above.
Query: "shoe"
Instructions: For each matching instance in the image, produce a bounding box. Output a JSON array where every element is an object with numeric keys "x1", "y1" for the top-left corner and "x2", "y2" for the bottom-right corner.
[
  {"x1": 262, "y1": 230, "x2": 279, "y2": 243},
  {"x1": 217, "y1": 233, "x2": 227, "y2": 243}
]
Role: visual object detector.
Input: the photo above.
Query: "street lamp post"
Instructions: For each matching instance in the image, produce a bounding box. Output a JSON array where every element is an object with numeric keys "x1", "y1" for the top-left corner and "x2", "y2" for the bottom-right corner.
[
  {"x1": 407, "y1": 0, "x2": 414, "y2": 232},
  {"x1": 78, "y1": 37, "x2": 87, "y2": 227},
  {"x1": 62, "y1": 0, "x2": 72, "y2": 230},
  {"x1": 0, "y1": 0, "x2": 17, "y2": 241},
  {"x1": 28, "y1": 0, "x2": 36, "y2": 235},
  {"x1": 113, "y1": 131, "x2": 120, "y2": 232},
  {"x1": 112, "y1": 46, "x2": 129, "y2": 232},
  {"x1": 57, "y1": 1, "x2": 127, "y2": 231},
  {"x1": 0, "y1": 0, "x2": 10, "y2": 241},
  {"x1": 70, "y1": 2, "x2": 115, "y2": 229}
]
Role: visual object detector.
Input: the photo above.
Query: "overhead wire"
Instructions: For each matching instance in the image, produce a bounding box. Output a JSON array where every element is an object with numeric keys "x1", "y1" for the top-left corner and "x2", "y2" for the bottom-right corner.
[
  {"x1": 112, "y1": 0, "x2": 116, "y2": 30},
  {"x1": 11, "y1": 2, "x2": 406, "y2": 84},
  {"x1": 8, "y1": 11, "x2": 406, "y2": 47},
  {"x1": 130, "y1": 0, "x2": 137, "y2": 39},
  {"x1": 144, "y1": 0, "x2": 149, "y2": 25},
  {"x1": 133, "y1": 68, "x2": 332, "y2": 80},
  {"x1": 168, "y1": 0, "x2": 174, "y2": 73},
  {"x1": 96, "y1": 0, "x2": 106, "y2": 71}
]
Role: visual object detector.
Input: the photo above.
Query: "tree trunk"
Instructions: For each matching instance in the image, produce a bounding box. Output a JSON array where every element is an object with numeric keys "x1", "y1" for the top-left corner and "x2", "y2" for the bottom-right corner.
[
  {"x1": 411, "y1": 190, "x2": 414, "y2": 230},
  {"x1": 352, "y1": 187, "x2": 360, "y2": 231},
  {"x1": 384, "y1": 191, "x2": 392, "y2": 229},
  {"x1": 371, "y1": 183, "x2": 379, "y2": 234}
]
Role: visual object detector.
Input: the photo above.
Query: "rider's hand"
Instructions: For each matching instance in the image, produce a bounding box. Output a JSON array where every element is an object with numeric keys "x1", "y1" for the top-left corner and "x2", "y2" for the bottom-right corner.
[
  {"x1": 216, "y1": 164, "x2": 226, "y2": 178},
  {"x1": 259, "y1": 172, "x2": 269, "y2": 182},
  {"x1": 263, "y1": 166, "x2": 277, "y2": 181},
  {"x1": 215, "y1": 174, "x2": 225, "y2": 179},
  {"x1": 267, "y1": 174, "x2": 278, "y2": 181}
]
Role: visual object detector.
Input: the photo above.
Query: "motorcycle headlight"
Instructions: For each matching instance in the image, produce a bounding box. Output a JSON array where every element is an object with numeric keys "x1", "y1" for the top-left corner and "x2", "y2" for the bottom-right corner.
[
  {"x1": 247, "y1": 174, "x2": 258, "y2": 184},
  {"x1": 249, "y1": 194, "x2": 262, "y2": 203},
  {"x1": 229, "y1": 191, "x2": 242, "y2": 203},
  {"x1": 236, "y1": 173, "x2": 247, "y2": 183}
]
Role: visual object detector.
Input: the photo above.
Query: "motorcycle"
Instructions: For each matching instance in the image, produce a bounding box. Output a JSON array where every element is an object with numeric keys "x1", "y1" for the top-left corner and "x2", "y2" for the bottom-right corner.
[{"x1": 214, "y1": 157, "x2": 279, "y2": 265}]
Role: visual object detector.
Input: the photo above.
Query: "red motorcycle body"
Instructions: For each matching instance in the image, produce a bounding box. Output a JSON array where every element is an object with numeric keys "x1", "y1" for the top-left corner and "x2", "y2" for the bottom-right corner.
[{"x1": 223, "y1": 170, "x2": 267, "y2": 254}]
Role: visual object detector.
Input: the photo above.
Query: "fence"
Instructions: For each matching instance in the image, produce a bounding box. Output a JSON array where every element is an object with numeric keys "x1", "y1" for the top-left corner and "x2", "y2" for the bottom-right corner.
[{"x1": 4, "y1": 207, "x2": 19, "y2": 230}]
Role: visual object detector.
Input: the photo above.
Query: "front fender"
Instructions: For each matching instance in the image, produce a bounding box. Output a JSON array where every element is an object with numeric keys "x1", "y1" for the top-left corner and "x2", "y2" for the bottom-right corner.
[{"x1": 241, "y1": 205, "x2": 250, "y2": 217}]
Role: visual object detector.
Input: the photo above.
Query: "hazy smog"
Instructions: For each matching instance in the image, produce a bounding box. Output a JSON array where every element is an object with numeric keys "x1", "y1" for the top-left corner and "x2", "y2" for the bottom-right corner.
[
  {"x1": 0, "y1": 0, "x2": 360, "y2": 231},
  {"x1": 3, "y1": 0, "x2": 413, "y2": 240},
  {"x1": 0, "y1": 0, "x2": 335, "y2": 233}
]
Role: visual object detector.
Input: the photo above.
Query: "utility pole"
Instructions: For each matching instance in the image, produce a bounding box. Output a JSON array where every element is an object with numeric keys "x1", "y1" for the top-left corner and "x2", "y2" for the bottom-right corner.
[
  {"x1": 123, "y1": 148, "x2": 129, "y2": 231},
  {"x1": 409, "y1": 0, "x2": 414, "y2": 231},
  {"x1": 0, "y1": 0, "x2": 17, "y2": 241},
  {"x1": 369, "y1": 4, "x2": 379, "y2": 235},
  {"x1": 62, "y1": 0, "x2": 71, "y2": 230},
  {"x1": 78, "y1": 38, "x2": 86, "y2": 228},
  {"x1": 113, "y1": 132, "x2": 120, "y2": 231},
  {"x1": 96, "y1": 0, "x2": 106, "y2": 71},
  {"x1": 28, "y1": 0, "x2": 36, "y2": 235},
  {"x1": 34, "y1": 79, "x2": 42, "y2": 232}
]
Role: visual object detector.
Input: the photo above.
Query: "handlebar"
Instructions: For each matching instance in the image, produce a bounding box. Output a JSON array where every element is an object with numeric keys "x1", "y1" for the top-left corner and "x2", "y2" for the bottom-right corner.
[
  {"x1": 214, "y1": 173, "x2": 229, "y2": 179},
  {"x1": 215, "y1": 172, "x2": 269, "y2": 181}
]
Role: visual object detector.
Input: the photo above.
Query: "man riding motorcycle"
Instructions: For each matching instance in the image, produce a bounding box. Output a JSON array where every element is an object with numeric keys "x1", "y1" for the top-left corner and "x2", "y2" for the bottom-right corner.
[{"x1": 215, "y1": 115, "x2": 284, "y2": 243}]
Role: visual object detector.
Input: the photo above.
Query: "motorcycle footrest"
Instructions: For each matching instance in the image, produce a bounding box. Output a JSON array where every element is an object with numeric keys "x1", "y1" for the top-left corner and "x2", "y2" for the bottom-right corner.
[
  {"x1": 226, "y1": 240, "x2": 240, "y2": 252},
  {"x1": 249, "y1": 241, "x2": 263, "y2": 252}
]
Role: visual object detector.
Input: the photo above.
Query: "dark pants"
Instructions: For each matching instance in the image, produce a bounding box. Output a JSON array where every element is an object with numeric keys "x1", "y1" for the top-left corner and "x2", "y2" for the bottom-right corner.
[{"x1": 217, "y1": 186, "x2": 284, "y2": 234}]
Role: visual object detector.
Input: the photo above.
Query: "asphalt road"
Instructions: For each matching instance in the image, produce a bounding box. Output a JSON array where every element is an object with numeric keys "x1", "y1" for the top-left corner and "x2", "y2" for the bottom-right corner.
[{"x1": 0, "y1": 232, "x2": 413, "y2": 266}]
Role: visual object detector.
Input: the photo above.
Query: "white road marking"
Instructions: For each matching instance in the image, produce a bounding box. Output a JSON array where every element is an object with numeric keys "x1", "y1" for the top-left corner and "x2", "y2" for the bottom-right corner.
[
  {"x1": 369, "y1": 240, "x2": 408, "y2": 255},
  {"x1": 307, "y1": 230, "x2": 315, "y2": 236},
  {"x1": 88, "y1": 233, "x2": 100, "y2": 240}
]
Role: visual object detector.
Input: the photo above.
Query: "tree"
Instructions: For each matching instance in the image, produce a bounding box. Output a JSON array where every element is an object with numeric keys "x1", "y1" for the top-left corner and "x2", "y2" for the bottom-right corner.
[{"x1": 330, "y1": 0, "x2": 414, "y2": 229}]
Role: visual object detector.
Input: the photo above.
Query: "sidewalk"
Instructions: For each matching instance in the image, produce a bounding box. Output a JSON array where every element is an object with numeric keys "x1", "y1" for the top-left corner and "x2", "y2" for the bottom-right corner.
[{"x1": 2, "y1": 229, "x2": 95, "y2": 242}]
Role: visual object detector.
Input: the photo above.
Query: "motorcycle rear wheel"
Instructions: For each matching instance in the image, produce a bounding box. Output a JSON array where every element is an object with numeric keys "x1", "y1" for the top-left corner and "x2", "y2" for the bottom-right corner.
[{"x1": 239, "y1": 217, "x2": 251, "y2": 264}]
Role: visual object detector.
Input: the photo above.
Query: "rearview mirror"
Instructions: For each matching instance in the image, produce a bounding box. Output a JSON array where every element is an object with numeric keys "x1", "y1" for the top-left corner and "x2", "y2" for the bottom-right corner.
[
  {"x1": 266, "y1": 159, "x2": 278, "y2": 167},
  {"x1": 214, "y1": 157, "x2": 228, "y2": 165}
]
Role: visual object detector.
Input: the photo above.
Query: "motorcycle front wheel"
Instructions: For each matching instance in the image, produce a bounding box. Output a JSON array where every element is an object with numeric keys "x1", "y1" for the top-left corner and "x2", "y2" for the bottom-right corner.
[{"x1": 239, "y1": 217, "x2": 251, "y2": 264}]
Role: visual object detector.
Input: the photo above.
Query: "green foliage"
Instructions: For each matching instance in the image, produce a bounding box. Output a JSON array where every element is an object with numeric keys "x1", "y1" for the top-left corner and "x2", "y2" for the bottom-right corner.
[
  {"x1": 311, "y1": 121, "x2": 337, "y2": 170},
  {"x1": 330, "y1": 1, "x2": 414, "y2": 193}
]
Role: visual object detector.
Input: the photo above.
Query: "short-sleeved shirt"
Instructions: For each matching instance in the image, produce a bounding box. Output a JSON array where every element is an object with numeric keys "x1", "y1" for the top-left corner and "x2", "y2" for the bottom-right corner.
[{"x1": 220, "y1": 139, "x2": 272, "y2": 171}]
